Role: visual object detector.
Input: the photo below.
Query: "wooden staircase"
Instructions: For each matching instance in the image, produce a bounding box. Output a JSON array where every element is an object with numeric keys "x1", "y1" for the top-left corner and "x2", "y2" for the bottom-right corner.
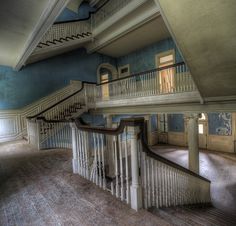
[{"x1": 149, "y1": 205, "x2": 236, "y2": 226}]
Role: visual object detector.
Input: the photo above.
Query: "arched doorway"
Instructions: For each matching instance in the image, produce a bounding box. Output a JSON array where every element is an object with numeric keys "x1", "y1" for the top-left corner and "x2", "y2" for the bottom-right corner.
[{"x1": 97, "y1": 63, "x2": 118, "y2": 100}]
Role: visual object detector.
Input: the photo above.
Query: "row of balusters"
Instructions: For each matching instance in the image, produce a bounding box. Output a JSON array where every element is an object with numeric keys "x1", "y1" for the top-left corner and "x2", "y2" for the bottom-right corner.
[
  {"x1": 73, "y1": 129, "x2": 132, "y2": 205},
  {"x1": 91, "y1": 0, "x2": 133, "y2": 28},
  {"x1": 38, "y1": 21, "x2": 91, "y2": 49},
  {"x1": 96, "y1": 65, "x2": 196, "y2": 101},
  {"x1": 140, "y1": 148, "x2": 211, "y2": 209},
  {"x1": 39, "y1": 121, "x2": 72, "y2": 149},
  {"x1": 38, "y1": 93, "x2": 85, "y2": 121}
]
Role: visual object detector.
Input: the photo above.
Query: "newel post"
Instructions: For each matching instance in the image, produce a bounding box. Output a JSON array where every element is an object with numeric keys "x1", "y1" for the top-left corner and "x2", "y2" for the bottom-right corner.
[
  {"x1": 70, "y1": 122, "x2": 79, "y2": 174},
  {"x1": 129, "y1": 125, "x2": 143, "y2": 211}
]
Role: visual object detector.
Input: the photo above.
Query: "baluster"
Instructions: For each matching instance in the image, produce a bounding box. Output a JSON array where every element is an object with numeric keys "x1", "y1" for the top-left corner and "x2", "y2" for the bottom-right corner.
[
  {"x1": 155, "y1": 161, "x2": 159, "y2": 208},
  {"x1": 147, "y1": 156, "x2": 151, "y2": 207},
  {"x1": 124, "y1": 128, "x2": 130, "y2": 204},
  {"x1": 118, "y1": 134, "x2": 124, "y2": 201},
  {"x1": 160, "y1": 162, "x2": 164, "y2": 207},
  {"x1": 79, "y1": 131, "x2": 84, "y2": 176},
  {"x1": 164, "y1": 164, "x2": 168, "y2": 206},
  {"x1": 151, "y1": 158, "x2": 155, "y2": 206},
  {"x1": 100, "y1": 133, "x2": 106, "y2": 189},
  {"x1": 97, "y1": 133, "x2": 102, "y2": 187},
  {"x1": 142, "y1": 151, "x2": 148, "y2": 209},
  {"x1": 114, "y1": 136, "x2": 119, "y2": 198},
  {"x1": 92, "y1": 133, "x2": 97, "y2": 184}
]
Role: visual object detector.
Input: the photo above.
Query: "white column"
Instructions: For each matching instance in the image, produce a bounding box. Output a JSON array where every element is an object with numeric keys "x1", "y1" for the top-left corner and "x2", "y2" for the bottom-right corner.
[
  {"x1": 144, "y1": 115, "x2": 151, "y2": 145},
  {"x1": 104, "y1": 114, "x2": 115, "y2": 178},
  {"x1": 129, "y1": 126, "x2": 143, "y2": 211},
  {"x1": 70, "y1": 122, "x2": 79, "y2": 173},
  {"x1": 186, "y1": 113, "x2": 200, "y2": 174}
]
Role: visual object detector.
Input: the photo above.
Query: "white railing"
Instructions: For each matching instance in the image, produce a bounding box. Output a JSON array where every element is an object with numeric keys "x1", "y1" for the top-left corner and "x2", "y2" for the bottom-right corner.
[
  {"x1": 72, "y1": 117, "x2": 211, "y2": 211},
  {"x1": 71, "y1": 119, "x2": 134, "y2": 205},
  {"x1": 27, "y1": 82, "x2": 96, "y2": 149},
  {"x1": 140, "y1": 144, "x2": 211, "y2": 209},
  {"x1": 96, "y1": 62, "x2": 197, "y2": 101},
  {"x1": 36, "y1": 20, "x2": 91, "y2": 50},
  {"x1": 40, "y1": 119, "x2": 72, "y2": 149},
  {"x1": 91, "y1": 0, "x2": 133, "y2": 28}
]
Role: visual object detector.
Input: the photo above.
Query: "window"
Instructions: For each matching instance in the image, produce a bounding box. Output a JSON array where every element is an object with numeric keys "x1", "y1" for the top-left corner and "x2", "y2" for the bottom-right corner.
[
  {"x1": 199, "y1": 113, "x2": 206, "y2": 120},
  {"x1": 159, "y1": 114, "x2": 168, "y2": 133},
  {"x1": 118, "y1": 64, "x2": 130, "y2": 78},
  {"x1": 198, "y1": 124, "x2": 204, "y2": 134}
]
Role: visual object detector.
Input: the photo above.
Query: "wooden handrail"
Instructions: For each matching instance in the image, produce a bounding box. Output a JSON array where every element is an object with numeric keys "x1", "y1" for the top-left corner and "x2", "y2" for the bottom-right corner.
[
  {"x1": 96, "y1": 62, "x2": 185, "y2": 86},
  {"x1": 54, "y1": 0, "x2": 110, "y2": 25},
  {"x1": 74, "y1": 116, "x2": 210, "y2": 183},
  {"x1": 27, "y1": 81, "x2": 96, "y2": 120}
]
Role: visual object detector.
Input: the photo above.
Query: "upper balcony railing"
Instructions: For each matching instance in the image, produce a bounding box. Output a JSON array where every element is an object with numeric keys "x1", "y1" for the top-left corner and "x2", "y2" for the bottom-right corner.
[
  {"x1": 91, "y1": 0, "x2": 133, "y2": 29},
  {"x1": 96, "y1": 62, "x2": 197, "y2": 102}
]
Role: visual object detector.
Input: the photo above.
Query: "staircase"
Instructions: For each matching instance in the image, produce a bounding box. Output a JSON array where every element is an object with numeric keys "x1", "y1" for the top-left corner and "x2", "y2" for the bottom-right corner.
[
  {"x1": 27, "y1": 82, "x2": 95, "y2": 149},
  {"x1": 71, "y1": 117, "x2": 211, "y2": 212},
  {"x1": 149, "y1": 206, "x2": 236, "y2": 226}
]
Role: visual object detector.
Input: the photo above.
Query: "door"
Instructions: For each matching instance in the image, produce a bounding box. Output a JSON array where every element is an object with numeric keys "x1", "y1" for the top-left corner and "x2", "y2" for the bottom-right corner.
[
  {"x1": 156, "y1": 50, "x2": 175, "y2": 93},
  {"x1": 100, "y1": 73, "x2": 109, "y2": 100}
]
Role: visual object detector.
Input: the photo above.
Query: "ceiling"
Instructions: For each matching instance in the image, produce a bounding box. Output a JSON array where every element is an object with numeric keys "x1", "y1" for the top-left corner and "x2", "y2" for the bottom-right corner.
[
  {"x1": 0, "y1": 0, "x2": 53, "y2": 68},
  {"x1": 159, "y1": 0, "x2": 236, "y2": 99},
  {"x1": 97, "y1": 16, "x2": 170, "y2": 57}
]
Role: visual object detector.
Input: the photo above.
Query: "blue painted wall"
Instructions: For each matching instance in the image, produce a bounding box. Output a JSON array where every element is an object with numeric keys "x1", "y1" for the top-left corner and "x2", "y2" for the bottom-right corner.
[
  {"x1": 168, "y1": 114, "x2": 184, "y2": 132},
  {"x1": 81, "y1": 113, "x2": 106, "y2": 126},
  {"x1": 0, "y1": 48, "x2": 113, "y2": 110},
  {"x1": 117, "y1": 38, "x2": 182, "y2": 74},
  {"x1": 55, "y1": 2, "x2": 95, "y2": 22},
  {"x1": 208, "y1": 113, "x2": 232, "y2": 136},
  {"x1": 56, "y1": 8, "x2": 79, "y2": 22}
]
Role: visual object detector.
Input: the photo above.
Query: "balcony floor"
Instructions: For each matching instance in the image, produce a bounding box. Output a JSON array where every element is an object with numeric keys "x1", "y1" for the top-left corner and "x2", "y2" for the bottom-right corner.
[
  {"x1": 0, "y1": 140, "x2": 169, "y2": 226},
  {"x1": 151, "y1": 145, "x2": 236, "y2": 215}
]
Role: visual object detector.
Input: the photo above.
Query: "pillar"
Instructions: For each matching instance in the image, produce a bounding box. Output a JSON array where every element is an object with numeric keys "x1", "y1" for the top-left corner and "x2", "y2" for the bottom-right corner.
[
  {"x1": 144, "y1": 115, "x2": 151, "y2": 145},
  {"x1": 186, "y1": 113, "x2": 200, "y2": 173},
  {"x1": 104, "y1": 114, "x2": 115, "y2": 177},
  {"x1": 70, "y1": 122, "x2": 79, "y2": 173},
  {"x1": 129, "y1": 126, "x2": 143, "y2": 211}
]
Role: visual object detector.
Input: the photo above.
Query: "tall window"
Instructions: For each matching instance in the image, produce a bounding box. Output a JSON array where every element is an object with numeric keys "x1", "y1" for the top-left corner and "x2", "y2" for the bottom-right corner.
[
  {"x1": 198, "y1": 113, "x2": 206, "y2": 134},
  {"x1": 159, "y1": 113, "x2": 168, "y2": 133},
  {"x1": 156, "y1": 50, "x2": 175, "y2": 93}
]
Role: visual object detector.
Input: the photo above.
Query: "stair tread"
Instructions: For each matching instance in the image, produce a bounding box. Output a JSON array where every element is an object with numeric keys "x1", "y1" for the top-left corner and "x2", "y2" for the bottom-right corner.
[{"x1": 150, "y1": 206, "x2": 236, "y2": 226}]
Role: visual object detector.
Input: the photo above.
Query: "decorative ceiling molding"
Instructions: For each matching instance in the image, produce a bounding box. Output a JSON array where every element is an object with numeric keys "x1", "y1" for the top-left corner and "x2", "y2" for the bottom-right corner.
[{"x1": 14, "y1": 0, "x2": 71, "y2": 71}]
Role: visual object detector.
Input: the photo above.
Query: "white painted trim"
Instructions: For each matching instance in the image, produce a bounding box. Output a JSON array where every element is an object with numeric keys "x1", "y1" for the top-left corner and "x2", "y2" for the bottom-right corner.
[
  {"x1": 14, "y1": 0, "x2": 71, "y2": 71},
  {"x1": 97, "y1": 63, "x2": 118, "y2": 83},
  {"x1": 87, "y1": 3, "x2": 160, "y2": 53},
  {"x1": 95, "y1": 91, "x2": 201, "y2": 108},
  {"x1": 93, "y1": 0, "x2": 147, "y2": 35},
  {"x1": 118, "y1": 64, "x2": 130, "y2": 78}
]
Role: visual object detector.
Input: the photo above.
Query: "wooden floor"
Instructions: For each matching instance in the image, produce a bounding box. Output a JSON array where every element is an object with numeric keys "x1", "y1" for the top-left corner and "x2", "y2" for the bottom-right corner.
[{"x1": 0, "y1": 140, "x2": 170, "y2": 226}]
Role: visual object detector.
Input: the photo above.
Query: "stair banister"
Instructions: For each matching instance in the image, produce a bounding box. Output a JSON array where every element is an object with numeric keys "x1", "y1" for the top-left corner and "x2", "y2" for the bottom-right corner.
[{"x1": 72, "y1": 117, "x2": 211, "y2": 211}]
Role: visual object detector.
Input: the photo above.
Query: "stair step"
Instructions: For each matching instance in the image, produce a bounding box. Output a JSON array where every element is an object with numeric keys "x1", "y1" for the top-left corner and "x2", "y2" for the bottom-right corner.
[{"x1": 150, "y1": 206, "x2": 236, "y2": 226}]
